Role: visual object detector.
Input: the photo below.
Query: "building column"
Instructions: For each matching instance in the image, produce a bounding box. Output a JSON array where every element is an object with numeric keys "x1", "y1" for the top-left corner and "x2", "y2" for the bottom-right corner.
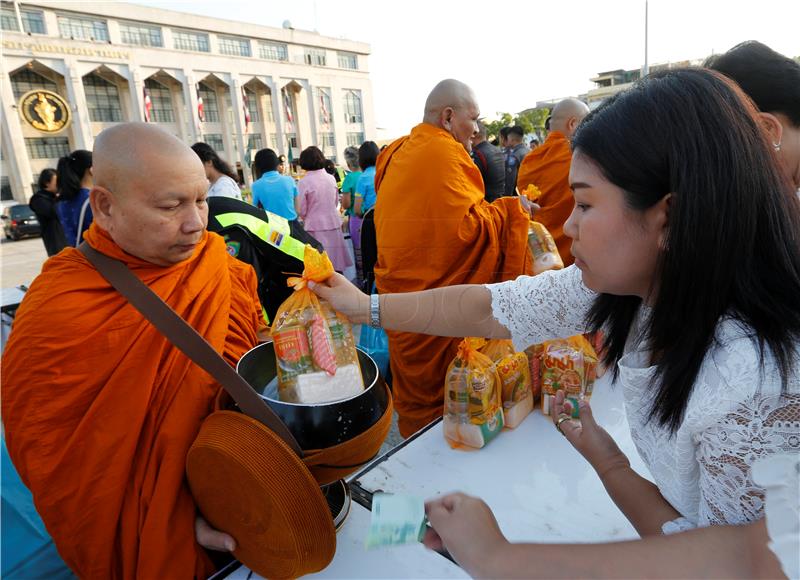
[
  {"x1": 267, "y1": 77, "x2": 285, "y2": 157},
  {"x1": 329, "y1": 81, "x2": 347, "y2": 159},
  {"x1": 229, "y1": 74, "x2": 251, "y2": 186},
  {"x1": 126, "y1": 66, "x2": 145, "y2": 122},
  {"x1": 179, "y1": 70, "x2": 200, "y2": 143},
  {"x1": 64, "y1": 60, "x2": 93, "y2": 150},
  {"x1": 296, "y1": 79, "x2": 314, "y2": 153},
  {"x1": 0, "y1": 64, "x2": 33, "y2": 202},
  {"x1": 217, "y1": 79, "x2": 234, "y2": 163},
  {"x1": 170, "y1": 77, "x2": 189, "y2": 143}
]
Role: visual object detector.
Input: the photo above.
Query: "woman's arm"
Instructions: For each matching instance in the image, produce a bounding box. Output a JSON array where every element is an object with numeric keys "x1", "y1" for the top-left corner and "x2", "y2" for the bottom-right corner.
[
  {"x1": 310, "y1": 273, "x2": 510, "y2": 339},
  {"x1": 341, "y1": 191, "x2": 352, "y2": 210}
]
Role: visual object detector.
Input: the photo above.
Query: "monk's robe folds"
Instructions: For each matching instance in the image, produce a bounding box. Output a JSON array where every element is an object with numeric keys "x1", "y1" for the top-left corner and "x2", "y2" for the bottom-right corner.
[
  {"x1": 374, "y1": 123, "x2": 531, "y2": 437},
  {"x1": 516, "y1": 130, "x2": 575, "y2": 266},
  {"x1": 2, "y1": 224, "x2": 262, "y2": 579}
]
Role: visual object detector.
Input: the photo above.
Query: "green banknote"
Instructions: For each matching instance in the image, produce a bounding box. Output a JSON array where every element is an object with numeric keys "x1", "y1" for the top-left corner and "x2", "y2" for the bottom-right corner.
[{"x1": 365, "y1": 493, "x2": 428, "y2": 549}]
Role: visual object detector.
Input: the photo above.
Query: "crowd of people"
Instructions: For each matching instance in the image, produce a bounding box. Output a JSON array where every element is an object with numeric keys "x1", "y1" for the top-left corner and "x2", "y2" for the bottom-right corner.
[{"x1": 4, "y1": 39, "x2": 799, "y2": 579}]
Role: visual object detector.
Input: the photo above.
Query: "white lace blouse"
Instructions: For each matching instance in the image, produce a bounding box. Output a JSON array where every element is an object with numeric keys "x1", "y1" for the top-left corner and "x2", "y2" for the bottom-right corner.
[{"x1": 486, "y1": 266, "x2": 800, "y2": 532}]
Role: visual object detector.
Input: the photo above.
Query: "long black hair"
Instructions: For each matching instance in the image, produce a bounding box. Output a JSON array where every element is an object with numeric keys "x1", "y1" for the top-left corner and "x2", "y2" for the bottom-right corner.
[
  {"x1": 56, "y1": 150, "x2": 92, "y2": 200},
  {"x1": 191, "y1": 142, "x2": 238, "y2": 181},
  {"x1": 37, "y1": 168, "x2": 57, "y2": 192},
  {"x1": 575, "y1": 68, "x2": 800, "y2": 432}
]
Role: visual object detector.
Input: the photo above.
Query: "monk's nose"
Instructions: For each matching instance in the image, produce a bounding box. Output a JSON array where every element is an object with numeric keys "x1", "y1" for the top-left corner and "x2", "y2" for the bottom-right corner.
[{"x1": 182, "y1": 206, "x2": 206, "y2": 233}]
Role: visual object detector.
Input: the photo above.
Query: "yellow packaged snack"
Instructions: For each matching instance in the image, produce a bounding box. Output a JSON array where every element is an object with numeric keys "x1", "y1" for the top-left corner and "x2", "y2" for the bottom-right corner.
[
  {"x1": 443, "y1": 338, "x2": 504, "y2": 449},
  {"x1": 527, "y1": 221, "x2": 564, "y2": 275},
  {"x1": 540, "y1": 336, "x2": 598, "y2": 416},
  {"x1": 272, "y1": 245, "x2": 363, "y2": 403},
  {"x1": 480, "y1": 340, "x2": 533, "y2": 429},
  {"x1": 524, "y1": 343, "x2": 545, "y2": 402}
]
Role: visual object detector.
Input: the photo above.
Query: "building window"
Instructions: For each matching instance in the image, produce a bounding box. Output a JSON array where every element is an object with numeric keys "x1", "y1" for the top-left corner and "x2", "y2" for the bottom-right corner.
[
  {"x1": 58, "y1": 14, "x2": 109, "y2": 41},
  {"x1": 119, "y1": 21, "x2": 163, "y2": 47},
  {"x1": 218, "y1": 35, "x2": 251, "y2": 57},
  {"x1": 204, "y1": 133, "x2": 224, "y2": 152},
  {"x1": 270, "y1": 133, "x2": 278, "y2": 149},
  {"x1": 264, "y1": 92, "x2": 274, "y2": 122},
  {"x1": 25, "y1": 137, "x2": 71, "y2": 160},
  {"x1": 244, "y1": 88, "x2": 260, "y2": 122},
  {"x1": 286, "y1": 134, "x2": 298, "y2": 148},
  {"x1": 337, "y1": 52, "x2": 358, "y2": 70},
  {"x1": 258, "y1": 41, "x2": 287, "y2": 61},
  {"x1": 343, "y1": 90, "x2": 363, "y2": 124},
  {"x1": 11, "y1": 69, "x2": 58, "y2": 100},
  {"x1": 321, "y1": 132, "x2": 336, "y2": 148},
  {"x1": 346, "y1": 132, "x2": 364, "y2": 147},
  {"x1": 83, "y1": 73, "x2": 123, "y2": 123},
  {"x1": 197, "y1": 83, "x2": 219, "y2": 122},
  {"x1": 173, "y1": 29, "x2": 210, "y2": 52},
  {"x1": 304, "y1": 48, "x2": 326, "y2": 66},
  {"x1": 1, "y1": 177, "x2": 13, "y2": 201},
  {"x1": 2, "y1": 6, "x2": 46, "y2": 34},
  {"x1": 247, "y1": 134, "x2": 263, "y2": 151},
  {"x1": 316, "y1": 87, "x2": 333, "y2": 126},
  {"x1": 145, "y1": 79, "x2": 174, "y2": 123}
]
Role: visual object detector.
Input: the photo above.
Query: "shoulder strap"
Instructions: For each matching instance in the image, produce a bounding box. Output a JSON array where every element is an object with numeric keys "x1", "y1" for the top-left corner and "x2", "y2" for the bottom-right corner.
[
  {"x1": 75, "y1": 197, "x2": 91, "y2": 246},
  {"x1": 78, "y1": 242, "x2": 302, "y2": 456}
]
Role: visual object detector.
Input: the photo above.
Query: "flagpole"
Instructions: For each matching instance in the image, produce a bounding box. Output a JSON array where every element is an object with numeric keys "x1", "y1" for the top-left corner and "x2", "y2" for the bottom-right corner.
[{"x1": 643, "y1": 0, "x2": 649, "y2": 77}]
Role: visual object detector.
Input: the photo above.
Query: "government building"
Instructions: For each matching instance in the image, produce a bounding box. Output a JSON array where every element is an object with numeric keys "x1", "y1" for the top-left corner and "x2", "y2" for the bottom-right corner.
[{"x1": 0, "y1": 1, "x2": 375, "y2": 202}]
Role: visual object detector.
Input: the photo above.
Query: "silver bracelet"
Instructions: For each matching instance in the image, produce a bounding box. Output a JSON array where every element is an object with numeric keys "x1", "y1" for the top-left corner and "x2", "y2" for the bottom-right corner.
[{"x1": 369, "y1": 294, "x2": 381, "y2": 329}]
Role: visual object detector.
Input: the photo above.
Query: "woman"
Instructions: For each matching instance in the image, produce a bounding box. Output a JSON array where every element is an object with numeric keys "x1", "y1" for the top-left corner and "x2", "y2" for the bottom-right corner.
[
  {"x1": 340, "y1": 146, "x2": 363, "y2": 280},
  {"x1": 297, "y1": 146, "x2": 353, "y2": 272},
  {"x1": 56, "y1": 149, "x2": 93, "y2": 247},
  {"x1": 706, "y1": 41, "x2": 800, "y2": 192},
  {"x1": 28, "y1": 168, "x2": 67, "y2": 256},
  {"x1": 353, "y1": 141, "x2": 380, "y2": 217},
  {"x1": 190, "y1": 142, "x2": 241, "y2": 200},
  {"x1": 311, "y1": 69, "x2": 800, "y2": 560}
]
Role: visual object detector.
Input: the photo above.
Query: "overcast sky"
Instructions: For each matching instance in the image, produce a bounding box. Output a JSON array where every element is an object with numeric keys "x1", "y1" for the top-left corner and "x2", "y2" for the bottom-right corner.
[{"x1": 138, "y1": 0, "x2": 799, "y2": 138}]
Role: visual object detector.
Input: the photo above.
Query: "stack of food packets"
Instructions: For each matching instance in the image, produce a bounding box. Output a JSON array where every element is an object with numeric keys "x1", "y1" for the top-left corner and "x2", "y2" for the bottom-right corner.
[
  {"x1": 271, "y1": 245, "x2": 364, "y2": 404},
  {"x1": 443, "y1": 338, "x2": 504, "y2": 449},
  {"x1": 480, "y1": 340, "x2": 533, "y2": 429},
  {"x1": 540, "y1": 335, "x2": 598, "y2": 416}
]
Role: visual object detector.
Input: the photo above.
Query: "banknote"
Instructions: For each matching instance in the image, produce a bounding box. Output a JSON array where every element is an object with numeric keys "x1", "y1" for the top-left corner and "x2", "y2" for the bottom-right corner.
[{"x1": 365, "y1": 493, "x2": 427, "y2": 549}]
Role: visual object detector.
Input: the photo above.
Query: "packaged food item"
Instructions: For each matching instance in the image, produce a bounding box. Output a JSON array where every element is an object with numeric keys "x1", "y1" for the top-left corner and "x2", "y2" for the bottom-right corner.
[
  {"x1": 540, "y1": 335, "x2": 598, "y2": 416},
  {"x1": 272, "y1": 245, "x2": 364, "y2": 403},
  {"x1": 443, "y1": 338, "x2": 504, "y2": 449},
  {"x1": 528, "y1": 221, "x2": 564, "y2": 275},
  {"x1": 480, "y1": 340, "x2": 533, "y2": 429},
  {"x1": 524, "y1": 343, "x2": 545, "y2": 402}
]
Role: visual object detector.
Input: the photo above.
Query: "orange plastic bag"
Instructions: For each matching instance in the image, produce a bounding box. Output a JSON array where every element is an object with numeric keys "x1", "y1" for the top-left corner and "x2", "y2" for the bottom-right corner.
[
  {"x1": 443, "y1": 338, "x2": 504, "y2": 449},
  {"x1": 480, "y1": 340, "x2": 533, "y2": 429},
  {"x1": 272, "y1": 245, "x2": 363, "y2": 403},
  {"x1": 528, "y1": 221, "x2": 564, "y2": 275},
  {"x1": 540, "y1": 335, "x2": 598, "y2": 416}
]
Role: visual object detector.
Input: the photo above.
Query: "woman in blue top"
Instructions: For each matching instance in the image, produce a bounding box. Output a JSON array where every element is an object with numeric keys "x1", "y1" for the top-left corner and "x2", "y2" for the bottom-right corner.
[
  {"x1": 354, "y1": 141, "x2": 380, "y2": 217},
  {"x1": 56, "y1": 150, "x2": 93, "y2": 246}
]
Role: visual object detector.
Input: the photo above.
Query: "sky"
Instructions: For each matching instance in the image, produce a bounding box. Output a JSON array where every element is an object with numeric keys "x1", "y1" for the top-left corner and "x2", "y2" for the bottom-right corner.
[{"x1": 137, "y1": 0, "x2": 799, "y2": 138}]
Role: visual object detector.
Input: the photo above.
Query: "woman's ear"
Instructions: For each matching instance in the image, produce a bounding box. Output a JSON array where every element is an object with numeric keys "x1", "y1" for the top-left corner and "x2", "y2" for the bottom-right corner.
[
  {"x1": 656, "y1": 193, "x2": 672, "y2": 251},
  {"x1": 759, "y1": 112, "x2": 784, "y2": 148}
]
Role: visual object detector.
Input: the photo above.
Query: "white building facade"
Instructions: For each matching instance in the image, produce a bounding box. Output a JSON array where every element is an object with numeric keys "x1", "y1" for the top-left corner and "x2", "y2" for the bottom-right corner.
[{"x1": 1, "y1": 1, "x2": 375, "y2": 202}]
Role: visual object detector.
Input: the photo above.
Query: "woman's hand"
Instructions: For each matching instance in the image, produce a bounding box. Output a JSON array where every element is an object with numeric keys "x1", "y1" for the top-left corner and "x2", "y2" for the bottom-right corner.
[
  {"x1": 309, "y1": 273, "x2": 370, "y2": 324},
  {"x1": 423, "y1": 493, "x2": 509, "y2": 579},
  {"x1": 552, "y1": 391, "x2": 630, "y2": 478},
  {"x1": 195, "y1": 516, "x2": 236, "y2": 552},
  {"x1": 518, "y1": 194, "x2": 540, "y2": 219}
]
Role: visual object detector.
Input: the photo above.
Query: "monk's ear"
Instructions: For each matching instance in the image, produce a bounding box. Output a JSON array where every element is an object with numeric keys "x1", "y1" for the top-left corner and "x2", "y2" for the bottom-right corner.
[{"x1": 90, "y1": 186, "x2": 114, "y2": 229}]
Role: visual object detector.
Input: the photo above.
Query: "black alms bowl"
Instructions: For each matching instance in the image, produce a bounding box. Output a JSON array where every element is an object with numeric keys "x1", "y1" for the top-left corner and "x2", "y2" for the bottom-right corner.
[{"x1": 236, "y1": 341, "x2": 390, "y2": 451}]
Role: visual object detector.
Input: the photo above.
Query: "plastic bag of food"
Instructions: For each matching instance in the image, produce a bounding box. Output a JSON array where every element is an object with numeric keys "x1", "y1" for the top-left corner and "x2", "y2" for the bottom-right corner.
[
  {"x1": 528, "y1": 221, "x2": 564, "y2": 275},
  {"x1": 540, "y1": 335, "x2": 598, "y2": 416},
  {"x1": 443, "y1": 338, "x2": 504, "y2": 449},
  {"x1": 272, "y1": 245, "x2": 363, "y2": 403},
  {"x1": 480, "y1": 340, "x2": 533, "y2": 429},
  {"x1": 524, "y1": 343, "x2": 545, "y2": 402}
]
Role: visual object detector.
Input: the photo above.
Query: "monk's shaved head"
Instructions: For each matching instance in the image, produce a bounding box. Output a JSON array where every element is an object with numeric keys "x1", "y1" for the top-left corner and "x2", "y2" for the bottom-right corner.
[
  {"x1": 422, "y1": 79, "x2": 481, "y2": 152},
  {"x1": 550, "y1": 98, "x2": 590, "y2": 138},
  {"x1": 93, "y1": 123, "x2": 205, "y2": 194}
]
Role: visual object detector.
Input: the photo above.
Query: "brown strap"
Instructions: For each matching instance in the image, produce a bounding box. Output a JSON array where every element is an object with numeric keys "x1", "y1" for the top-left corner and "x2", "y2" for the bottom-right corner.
[{"x1": 78, "y1": 242, "x2": 302, "y2": 456}]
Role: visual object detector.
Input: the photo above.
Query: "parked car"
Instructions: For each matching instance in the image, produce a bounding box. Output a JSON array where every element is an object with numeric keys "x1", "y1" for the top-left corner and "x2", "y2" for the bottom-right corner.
[{"x1": 2, "y1": 204, "x2": 41, "y2": 241}]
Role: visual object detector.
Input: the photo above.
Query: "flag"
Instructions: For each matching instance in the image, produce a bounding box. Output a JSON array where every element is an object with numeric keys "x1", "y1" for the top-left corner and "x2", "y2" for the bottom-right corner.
[
  {"x1": 242, "y1": 86, "x2": 250, "y2": 134},
  {"x1": 283, "y1": 89, "x2": 293, "y2": 128},
  {"x1": 196, "y1": 83, "x2": 205, "y2": 123},
  {"x1": 143, "y1": 86, "x2": 152, "y2": 122},
  {"x1": 319, "y1": 90, "x2": 330, "y2": 126}
]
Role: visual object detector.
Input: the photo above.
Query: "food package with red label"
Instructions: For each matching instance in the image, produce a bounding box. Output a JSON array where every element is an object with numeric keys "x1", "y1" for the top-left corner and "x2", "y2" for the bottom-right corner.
[{"x1": 540, "y1": 336, "x2": 598, "y2": 416}]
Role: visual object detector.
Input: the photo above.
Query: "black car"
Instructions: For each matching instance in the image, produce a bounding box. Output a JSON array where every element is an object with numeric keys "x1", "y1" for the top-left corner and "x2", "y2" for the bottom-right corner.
[{"x1": 2, "y1": 204, "x2": 41, "y2": 240}]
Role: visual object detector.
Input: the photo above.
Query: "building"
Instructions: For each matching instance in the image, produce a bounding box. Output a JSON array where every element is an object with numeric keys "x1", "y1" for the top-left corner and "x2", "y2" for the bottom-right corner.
[{"x1": 1, "y1": 1, "x2": 375, "y2": 202}]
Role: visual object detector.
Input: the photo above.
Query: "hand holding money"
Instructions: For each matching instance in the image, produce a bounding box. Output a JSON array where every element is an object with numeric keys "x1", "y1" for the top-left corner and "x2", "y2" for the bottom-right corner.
[{"x1": 366, "y1": 493, "x2": 428, "y2": 549}]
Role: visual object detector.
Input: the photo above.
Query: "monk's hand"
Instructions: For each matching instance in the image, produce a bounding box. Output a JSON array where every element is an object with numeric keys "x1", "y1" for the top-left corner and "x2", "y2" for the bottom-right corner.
[
  {"x1": 308, "y1": 273, "x2": 370, "y2": 324},
  {"x1": 518, "y1": 194, "x2": 540, "y2": 218},
  {"x1": 424, "y1": 492, "x2": 509, "y2": 578},
  {"x1": 552, "y1": 390, "x2": 630, "y2": 480},
  {"x1": 195, "y1": 515, "x2": 236, "y2": 552}
]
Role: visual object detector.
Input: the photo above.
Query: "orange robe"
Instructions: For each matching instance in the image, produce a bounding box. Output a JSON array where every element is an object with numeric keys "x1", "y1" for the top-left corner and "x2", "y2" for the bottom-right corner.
[
  {"x1": 374, "y1": 123, "x2": 531, "y2": 437},
  {"x1": 516, "y1": 130, "x2": 575, "y2": 265},
  {"x1": 1, "y1": 224, "x2": 262, "y2": 579}
]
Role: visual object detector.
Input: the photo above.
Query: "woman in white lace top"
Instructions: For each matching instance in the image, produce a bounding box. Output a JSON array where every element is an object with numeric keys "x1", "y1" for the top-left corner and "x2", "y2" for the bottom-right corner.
[{"x1": 312, "y1": 68, "x2": 800, "y2": 570}]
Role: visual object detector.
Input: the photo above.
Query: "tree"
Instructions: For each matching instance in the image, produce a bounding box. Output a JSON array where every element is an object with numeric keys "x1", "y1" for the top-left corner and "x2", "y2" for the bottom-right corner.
[{"x1": 482, "y1": 108, "x2": 550, "y2": 142}]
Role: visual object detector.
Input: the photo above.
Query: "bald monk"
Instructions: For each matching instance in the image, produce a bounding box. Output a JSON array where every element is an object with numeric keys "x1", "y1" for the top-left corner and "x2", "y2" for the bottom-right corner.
[
  {"x1": 516, "y1": 98, "x2": 589, "y2": 266},
  {"x1": 374, "y1": 79, "x2": 534, "y2": 437},
  {"x1": 1, "y1": 123, "x2": 254, "y2": 578}
]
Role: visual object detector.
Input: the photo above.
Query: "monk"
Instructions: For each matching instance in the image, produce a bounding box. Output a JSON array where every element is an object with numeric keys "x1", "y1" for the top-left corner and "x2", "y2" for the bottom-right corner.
[
  {"x1": 374, "y1": 79, "x2": 533, "y2": 437},
  {"x1": 516, "y1": 98, "x2": 589, "y2": 265},
  {"x1": 1, "y1": 123, "x2": 254, "y2": 578}
]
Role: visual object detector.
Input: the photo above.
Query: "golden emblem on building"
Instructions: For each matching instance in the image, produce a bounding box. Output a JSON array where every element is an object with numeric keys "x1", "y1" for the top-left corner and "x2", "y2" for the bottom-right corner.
[{"x1": 19, "y1": 90, "x2": 71, "y2": 133}]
